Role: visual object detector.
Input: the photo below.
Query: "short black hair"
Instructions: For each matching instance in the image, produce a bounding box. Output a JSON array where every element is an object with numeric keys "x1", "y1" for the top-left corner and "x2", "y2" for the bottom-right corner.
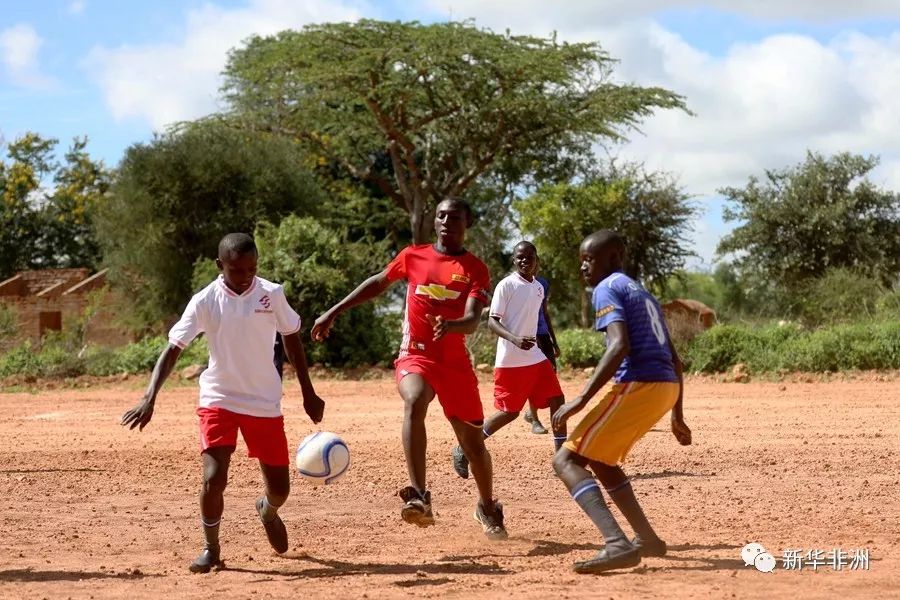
[
  {"x1": 438, "y1": 197, "x2": 474, "y2": 225},
  {"x1": 582, "y1": 229, "x2": 625, "y2": 253},
  {"x1": 218, "y1": 233, "x2": 257, "y2": 260},
  {"x1": 513, "y1": 240, "x2": 537, "y2": 255}
]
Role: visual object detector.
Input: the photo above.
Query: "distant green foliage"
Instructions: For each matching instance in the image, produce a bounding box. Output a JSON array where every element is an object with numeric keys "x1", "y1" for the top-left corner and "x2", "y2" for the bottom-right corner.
[
  {"x1": 685, "y1": 322, "x2": 900, "y2": 373},
  {"x1": 0, "y1": 335, "x2": 210, "y2": 379},
  {"x1": 718, "y1": 152, "x2": 900, "y2": 292},
  {"x1": 556, "y1": 329, "x2": 607, "y2": 368},
  {"x1": 95, "y1": 120, "x2": 325, "y2": 329},
  {"x1": 518, "y1": 163, "x2": 697, "y2": 327},
  {"x1": 255, "y1": 215, "x2": 398, "y2": 366}
]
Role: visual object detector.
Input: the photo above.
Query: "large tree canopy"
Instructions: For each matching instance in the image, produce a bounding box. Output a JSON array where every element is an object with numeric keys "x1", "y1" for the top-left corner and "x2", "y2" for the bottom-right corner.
[
  {"x1": 717, "y1": 152, "x2": 900, "y2": 290},
  {"x1": 517, "y1": 164, "x2": 697, "y2": 327},
  {"x1": 95, "y1": 121, "x2": 325, "y2": 328},
  {"x1": 221, "y1": 19, "x2": 688, "y2": 243}
]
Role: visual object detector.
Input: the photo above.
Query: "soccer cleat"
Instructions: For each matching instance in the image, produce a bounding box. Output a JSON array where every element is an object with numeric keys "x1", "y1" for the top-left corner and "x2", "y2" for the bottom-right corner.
[
  {"x1": 398, "y1": 486, "x2": 435, "y2": 527},
  {"x1": 451, "y1": 445, "x2": 470, "y2": 479},
  {"x1": 631, "y1": 535, "x2": 667, "y2": 558},
  {"x1": 531, "y1": 420, "x2": 549, "y2": 435},
  {"x1": 256, "y1": 497, "x2": 289, "y2": 554},
  {"x1": 474, "y1": 501, "x2": 509, "y2": 540},
  {"x1": 189, "y1": 547, "x2": 222, "y2": 573},
  {"x1": 572, "y1": 546, "x2": 641, "y2": 574}
]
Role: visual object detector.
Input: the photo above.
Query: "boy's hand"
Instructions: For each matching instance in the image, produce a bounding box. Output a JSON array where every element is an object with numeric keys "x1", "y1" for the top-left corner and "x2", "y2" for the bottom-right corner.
[
  {"x1": 516, "y1": 336, "x2": 536, "y2": 350},
  {"x1": 121, "y1": 396, "x2": 155, "y2": 431},
  {"x1": 426, "y1": 314, "x2": 448, "y2": 340},
  {"x1": 671, "y1": 416, "x2": 692, "y2": 446},
  {"x1": 553, "y1": 343, "x2": 561, "y2": 358},
  {"x1": 303, "y1": 393, "x2": 325, "y2": 424},
  {"x1": 552, "y1": 397, "x2": 587, "y2": 430},
  {"x1": 311, "y1": 311, "x2": 336, "y2": 342}
]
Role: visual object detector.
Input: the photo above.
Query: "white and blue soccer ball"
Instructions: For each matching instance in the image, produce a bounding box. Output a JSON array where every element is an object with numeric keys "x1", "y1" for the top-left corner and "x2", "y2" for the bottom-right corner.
[{"x1": 295, "y1": 431, "x2": 350, "y2": 485}]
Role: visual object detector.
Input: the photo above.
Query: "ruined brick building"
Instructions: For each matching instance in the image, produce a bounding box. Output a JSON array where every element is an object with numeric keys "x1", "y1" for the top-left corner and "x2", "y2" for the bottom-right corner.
[{"x1": 0, "y1": 268, "x2": 132, "y2": 350}]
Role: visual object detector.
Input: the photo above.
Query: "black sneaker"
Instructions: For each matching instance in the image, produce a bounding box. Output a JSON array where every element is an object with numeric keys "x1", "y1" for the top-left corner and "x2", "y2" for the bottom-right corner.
[
  {"x1": 531, "y1": 420, "x2": 549, "y2": 435},
  {"x1": 632, "y1": 535, "x2": 667, "y2": 557},
  {"x1": 452, "y1": 445, "x2": 470, "y2": 479},
  {"x1": 573, "y1": 546, "x2": 641, "y2": 574},
  {"x1": 189, "y1": 547, "x2": 222, "y2": 573},
  {"x1": 398, "y1": 486, "x2": 434, "y2": 527},
  {"x1": 256, "y1": 497, "x2": 289, "y2": 554},
  {"x1": 474, "y1": 501, "x2": 508, "y2": 540}
]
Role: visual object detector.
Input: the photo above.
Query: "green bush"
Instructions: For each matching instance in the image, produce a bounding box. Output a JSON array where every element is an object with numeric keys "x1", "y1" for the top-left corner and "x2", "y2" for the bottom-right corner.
[
  {"x1": 557, "y1": 329, "x2": 607, "y2": 368},
  {"x1": 684, "y1": 321, "x2": 900, "y2": 373}
]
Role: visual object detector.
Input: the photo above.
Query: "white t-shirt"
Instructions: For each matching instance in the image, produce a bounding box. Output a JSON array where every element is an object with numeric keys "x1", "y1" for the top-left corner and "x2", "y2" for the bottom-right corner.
[
  {"x1": 168, "y1": 276, "x2": 302, "y2": 417},
  {"x1": 490, "y1": 272, "x2": 547, "y2": 368}
]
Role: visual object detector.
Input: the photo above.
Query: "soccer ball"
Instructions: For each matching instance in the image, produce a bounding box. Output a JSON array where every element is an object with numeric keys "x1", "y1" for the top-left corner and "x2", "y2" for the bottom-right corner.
[{"x1": 295, "y1": 431, "x2": 350, "y2": 485}]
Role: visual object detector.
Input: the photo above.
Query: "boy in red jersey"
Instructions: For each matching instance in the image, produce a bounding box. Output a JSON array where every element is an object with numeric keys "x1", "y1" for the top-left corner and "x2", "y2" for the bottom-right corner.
[{"x1": 312, "y1": 198, "x2": 507, "y2": 540}]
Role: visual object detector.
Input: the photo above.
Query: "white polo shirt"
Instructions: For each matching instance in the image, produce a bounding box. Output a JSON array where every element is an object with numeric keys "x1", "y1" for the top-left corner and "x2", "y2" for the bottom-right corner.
[
  {"x1": 489, "y1": 272, "x2": 547, "y2": 368},
  {"x1": 168, "y1": 275, "x2": 302, "y2": 418}
]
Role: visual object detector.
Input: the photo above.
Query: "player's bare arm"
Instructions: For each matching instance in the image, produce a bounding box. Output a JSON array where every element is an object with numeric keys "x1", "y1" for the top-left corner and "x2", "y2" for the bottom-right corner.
[
  {"x1": 667, "y1": 337, "x2": 692, "y2": 446},
  {"x1": 312, "y1": 269, "x2": 393, "y2": 341},
  {"x1": 552, "y1": 321, "x2": 630, "y2": 430},
  {"x1": 427, "y1": 296, "x2": 485, "y2": 340},
  {"x1": 121, "y1": 343, "x2": 182, "y2": 431},
  {"x1": 487, "y1": 314, "x2": 536, "y2": 350},
  {"x1": 282, "y1": 331, "x2": 325, "y2": 424}
]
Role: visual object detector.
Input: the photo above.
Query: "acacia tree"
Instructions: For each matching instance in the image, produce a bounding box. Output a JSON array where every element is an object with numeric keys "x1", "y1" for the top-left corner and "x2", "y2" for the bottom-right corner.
[
  {"x1": 717, "y1": 152, "x2": 900, "y2": 290},
  {"x1": 221, "y1": 19, "x2": 688, "y2": 243}
]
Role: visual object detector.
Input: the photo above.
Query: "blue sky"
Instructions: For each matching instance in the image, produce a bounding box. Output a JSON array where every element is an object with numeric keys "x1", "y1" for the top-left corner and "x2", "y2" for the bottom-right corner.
[{"x1": 3, "y1": 1, "x2": 900, "y2": 268}]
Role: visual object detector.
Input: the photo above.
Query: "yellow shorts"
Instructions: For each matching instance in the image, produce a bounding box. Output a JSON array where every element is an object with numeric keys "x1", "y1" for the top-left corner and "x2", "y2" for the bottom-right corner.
[{"x1": 563, "y1": 382, "x2": 679, "y2": 466}]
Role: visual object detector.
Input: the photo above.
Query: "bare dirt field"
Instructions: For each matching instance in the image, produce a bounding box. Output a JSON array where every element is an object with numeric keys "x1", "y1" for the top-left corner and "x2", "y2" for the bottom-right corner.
[{"x1": 1, "y1": 373, "x2": 898, "y2": 599}]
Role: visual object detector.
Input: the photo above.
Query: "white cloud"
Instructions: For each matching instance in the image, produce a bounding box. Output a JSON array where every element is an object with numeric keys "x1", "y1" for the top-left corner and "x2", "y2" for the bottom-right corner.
[
  {"x1": 0, "y1": 23, "x2": 55, "y2": 89},
  {"x1": 87, "y1": 0, "x2": 364, "y2": 130},
  {"x1": 68, "y1": 1, "x2": 86, "y2": 15},
  {"x1": 430, "y1": 1, "x2": 900, "y2": 30}
]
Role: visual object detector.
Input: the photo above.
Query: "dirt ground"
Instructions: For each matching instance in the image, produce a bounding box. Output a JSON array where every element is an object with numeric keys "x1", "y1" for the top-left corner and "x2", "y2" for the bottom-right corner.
[{"x1": 1, "y1": 373, "x2": 898, "y2": 599}]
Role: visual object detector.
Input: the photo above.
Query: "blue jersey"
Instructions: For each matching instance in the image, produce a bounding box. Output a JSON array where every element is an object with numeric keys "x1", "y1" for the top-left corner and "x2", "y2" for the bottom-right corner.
[
  {"x1": 535, "y1": 276, "x2": 550, "y2": 335},
  {"x1": 593, "y1": 272, "x2": 677, "y2": 383}
]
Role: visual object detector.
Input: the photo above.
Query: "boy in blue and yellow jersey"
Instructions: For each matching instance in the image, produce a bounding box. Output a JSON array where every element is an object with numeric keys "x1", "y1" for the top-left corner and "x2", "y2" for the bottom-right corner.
[{"x1": 552, "y1": 230, "x2": 692, "y2": 574}]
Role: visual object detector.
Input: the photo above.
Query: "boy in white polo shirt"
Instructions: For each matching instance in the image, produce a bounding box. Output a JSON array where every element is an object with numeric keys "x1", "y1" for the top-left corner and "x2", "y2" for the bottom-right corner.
[
  {"x1": 121, "y1": 233, "x2": 325, "y2": 573},
  {"x1": 452, "y1": 241, "x2": 567, "y2": 479}
]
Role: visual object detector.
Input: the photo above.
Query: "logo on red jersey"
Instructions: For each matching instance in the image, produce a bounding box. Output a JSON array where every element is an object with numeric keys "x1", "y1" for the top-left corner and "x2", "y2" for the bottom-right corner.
[
  {"x1": 415, "y1": 284, "x2": 461, "y2": 301},
  {"x1": 451, "y1": 273, "x2": 470, "y2": 284}
]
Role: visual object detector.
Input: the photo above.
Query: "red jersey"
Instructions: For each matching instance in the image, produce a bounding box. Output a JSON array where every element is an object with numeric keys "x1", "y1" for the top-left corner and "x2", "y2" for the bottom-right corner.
[{"x1": 386, "y1": 244, "x2": 490, "y2": 361}]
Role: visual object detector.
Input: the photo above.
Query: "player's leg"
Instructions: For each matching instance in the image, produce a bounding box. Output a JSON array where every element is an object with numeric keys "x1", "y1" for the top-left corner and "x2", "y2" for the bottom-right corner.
[
  {"x1": 589, "y1": 460, "x2": 666, "y2": 557},
  {"x1": 397, "y1": 372, "x2": 436, "y2": 526},
  {"x1": 452, "y1": 365, "x2": 527, "y2": 479},
  {"x1": 548, "y1": 395, "x2": 567, "y2": 451},
  {"x1": 523, "y1": 400, "x2": 548, "y2": 434},
  {"x1": 553, "y1": 447, "x2": 639, "y2": 572},
  {"x1": 257, "y1": 463, "x2": 291, "y2": 553},
  {"x1": 450, "y1": 417, "x2": 508, "y2": 540},
  {"x1": 191, "y1": 446, "x2": 233, "y2": 573},
  {"x1": 240, "y1": 412, "x2": 292, "y2": 553}
]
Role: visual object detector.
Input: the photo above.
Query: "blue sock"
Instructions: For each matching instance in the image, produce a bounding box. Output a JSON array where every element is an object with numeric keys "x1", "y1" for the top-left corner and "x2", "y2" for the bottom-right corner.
[{"x1": 553, "y1": 435, "x2": 567, "y2": 451}]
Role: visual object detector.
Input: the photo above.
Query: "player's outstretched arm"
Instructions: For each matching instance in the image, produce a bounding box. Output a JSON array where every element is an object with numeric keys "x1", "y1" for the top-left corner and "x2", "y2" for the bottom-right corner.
[
  {"x1": 311, "y1": 270, "x2": 393, "y2": 342},
  {"x1": 121, "y1": 343, "x2": 182, "y2": 431},
  {"x1": 667, "y1": 338, "x2": 691, "y2": 446},
  {"x1": 428, "y1": 297, "x2": 485, "y2": 340},
  {"x1": 487, "y1": 315, "x2": 535, "y2": 350},
  {"x1": 552, "y1": 321, "x2": 629, "y2": 430},
  {"x1": 282, "y1": 331, "x2": 324, "y2": 424}
]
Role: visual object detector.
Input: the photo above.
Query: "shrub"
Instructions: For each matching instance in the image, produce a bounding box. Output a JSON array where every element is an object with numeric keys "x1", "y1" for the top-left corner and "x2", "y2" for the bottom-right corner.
[{"x1": 557, "y1": 329, "x2": 607, "y2": 368}]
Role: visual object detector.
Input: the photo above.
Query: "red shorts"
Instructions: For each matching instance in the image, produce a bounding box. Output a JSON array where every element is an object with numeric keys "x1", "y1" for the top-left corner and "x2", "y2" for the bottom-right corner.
[
  {"x1": 197, "y1": 407, "x2": 289, "y2": 466},
  {"x1": 395, "y1": 356, "x2": 484, "y2": 423},
  {"x1": 494, "y1": 360, "x2": 564, "y2": 413}
]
